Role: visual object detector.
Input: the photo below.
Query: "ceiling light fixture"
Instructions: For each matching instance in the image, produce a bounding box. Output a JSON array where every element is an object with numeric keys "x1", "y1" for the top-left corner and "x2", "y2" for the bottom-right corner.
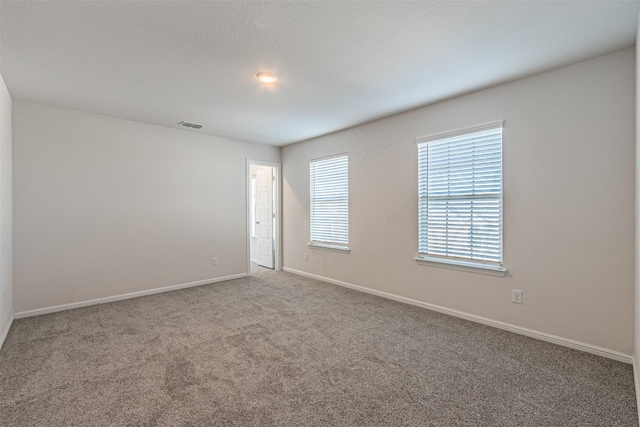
[{"x1": 256, "y1": 72, "x2": 278, "y2": 83}]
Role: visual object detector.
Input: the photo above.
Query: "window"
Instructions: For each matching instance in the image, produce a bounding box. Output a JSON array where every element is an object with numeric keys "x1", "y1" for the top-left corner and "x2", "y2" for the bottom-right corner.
[
  {"x1": 310, "y1": 153, "x2": 349, "y2": 251},
  {"x1": 417, "y1": 122, "x2": 504, "y2": 274}
]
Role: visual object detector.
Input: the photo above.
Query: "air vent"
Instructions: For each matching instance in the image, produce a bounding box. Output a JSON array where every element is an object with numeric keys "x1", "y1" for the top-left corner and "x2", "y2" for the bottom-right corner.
[{"x1": 179, "y1": 121, "x2": 203, "y2": 130}]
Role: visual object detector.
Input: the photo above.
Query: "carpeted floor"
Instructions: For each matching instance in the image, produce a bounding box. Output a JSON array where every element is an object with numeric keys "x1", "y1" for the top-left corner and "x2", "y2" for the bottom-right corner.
[{"x1": 0, "y1": 269, "x2": 637, "y2": 426}]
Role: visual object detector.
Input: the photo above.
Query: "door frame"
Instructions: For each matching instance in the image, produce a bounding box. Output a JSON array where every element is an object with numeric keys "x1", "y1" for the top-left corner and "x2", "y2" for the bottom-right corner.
[{"x1": 246, "y1": 159, "x2": 281, "y2": 273}]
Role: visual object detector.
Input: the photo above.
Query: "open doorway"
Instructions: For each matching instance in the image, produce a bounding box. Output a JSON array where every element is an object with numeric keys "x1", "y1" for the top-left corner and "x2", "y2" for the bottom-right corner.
[{"x1": 246, "y1": 160, "x2": 281, "y2": 275}]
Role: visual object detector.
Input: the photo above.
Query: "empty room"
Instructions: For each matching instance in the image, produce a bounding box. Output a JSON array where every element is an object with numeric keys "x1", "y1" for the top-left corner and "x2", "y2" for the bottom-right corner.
[{"x1": 1, "y1": 1, "x2": 640, "y2": 425}]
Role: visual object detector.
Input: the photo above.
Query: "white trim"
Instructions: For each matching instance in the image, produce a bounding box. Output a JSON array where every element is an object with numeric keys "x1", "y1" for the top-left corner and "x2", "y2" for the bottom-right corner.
[
  {"x1": 416, "y1": 120, "x2": 504, "y2": 144},
  {"x1": 250, "y1": 258, "x2": 257, "y2": 264},
  {"x1": 246, "y1": 159, "x2": 282, "y2": 274},
  {"x1": 310, "y1": 152, "x2": 349, "y2": 163},
  {"x1": 283, "y1": 267, "x2": 632, "y2": 364},
  {"x1": 14, "y1": 273, "x2": 247, "y2": 319},
  {"x1": 634, "y1": 356, "x2": 640, "y2": 417},
  {"x1": 415, "y1": 256, "x2": 506, "y2": 277},
  {"x1": 0, "y1": 314, "x2": 14, "y2": 351},
  {"x1": 308, "y1": 242, "x2": 350, "y2": 253}
]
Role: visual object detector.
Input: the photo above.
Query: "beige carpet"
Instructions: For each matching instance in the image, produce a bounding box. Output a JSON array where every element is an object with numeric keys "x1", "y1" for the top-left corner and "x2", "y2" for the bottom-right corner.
[{"x1": 0, "y1": 269, "x2": 637, "y2": 426}]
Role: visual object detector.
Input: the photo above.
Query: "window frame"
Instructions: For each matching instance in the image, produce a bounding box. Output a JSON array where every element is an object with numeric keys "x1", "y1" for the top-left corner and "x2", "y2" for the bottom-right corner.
[
  {"x1": 415, "y1": 121, "x2": 506, "y2": 276},
  {"x1": 309, "y1": 153, "x2": 350, "y2": 252}
]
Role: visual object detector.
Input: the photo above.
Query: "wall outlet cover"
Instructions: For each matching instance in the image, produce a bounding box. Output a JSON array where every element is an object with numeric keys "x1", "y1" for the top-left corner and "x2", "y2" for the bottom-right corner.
[{"x1": 512, "y1": 289, "x2": 523, "y2": 304}]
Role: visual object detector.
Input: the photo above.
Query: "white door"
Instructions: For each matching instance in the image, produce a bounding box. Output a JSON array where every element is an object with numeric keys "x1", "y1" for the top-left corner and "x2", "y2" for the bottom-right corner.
[{"x1": 256, "y1": 167, "x2": 274, "y2": 268}]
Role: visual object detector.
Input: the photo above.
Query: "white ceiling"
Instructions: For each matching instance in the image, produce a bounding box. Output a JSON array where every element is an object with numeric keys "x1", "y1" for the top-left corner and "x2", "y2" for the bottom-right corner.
[{"x1": 1, "y1": 1, "x2": 638, "y2": 146}]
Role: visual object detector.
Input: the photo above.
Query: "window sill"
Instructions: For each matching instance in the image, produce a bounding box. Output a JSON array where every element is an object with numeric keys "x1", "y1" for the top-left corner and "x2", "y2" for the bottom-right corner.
[
  {"x1": 414, "y1": 256, "x2": 506, "y2": 277},
  {"x1": 308, "y1": 242, "x2": 350, "y2": 253}
]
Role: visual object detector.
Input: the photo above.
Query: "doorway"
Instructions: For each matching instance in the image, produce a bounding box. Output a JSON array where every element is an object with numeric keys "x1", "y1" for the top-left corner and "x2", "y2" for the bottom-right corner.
[{"x1": 246, "y1": 160, "x2": 281, "y2": 274}]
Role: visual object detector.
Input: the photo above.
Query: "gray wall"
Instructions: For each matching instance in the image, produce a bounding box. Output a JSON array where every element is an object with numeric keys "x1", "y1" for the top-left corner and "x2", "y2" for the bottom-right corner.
[
  {"x1": 283, "y1": 47, "x2": 636, "y2": 355},
  {"x1": 0, "y1": 73, "x2": 13, "y2": 344},
  {"x1": 13, "y1": 102, "x2": 280, "y2": 312}
]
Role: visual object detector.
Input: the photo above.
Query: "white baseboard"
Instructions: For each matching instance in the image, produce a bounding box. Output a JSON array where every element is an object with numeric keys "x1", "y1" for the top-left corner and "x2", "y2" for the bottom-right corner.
[
  {"x1": 0, "y1": 314, "x2": 14, "y2": 351},
  {"x1": 633, "y1": 356, "x2": 640, "y2": 417},
  {"x1": 14, "y1": 273, "x2": 247, "y2": 319},
  {"x1": 283, "y1": 267, "x2": 633, "y2": 364},
  {"x1": 250, "y1": 258, "x2": 257, "y2": 263}
]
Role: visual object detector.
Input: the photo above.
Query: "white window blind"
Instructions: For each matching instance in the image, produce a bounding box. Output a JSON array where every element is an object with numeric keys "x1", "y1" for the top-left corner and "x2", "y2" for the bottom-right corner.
[
  {"x1": 418, "y1": 124, "x2": 503, "y2": 267},
  {"x1": 310, "y1": 154, "x2": 349, "y2": 248}
]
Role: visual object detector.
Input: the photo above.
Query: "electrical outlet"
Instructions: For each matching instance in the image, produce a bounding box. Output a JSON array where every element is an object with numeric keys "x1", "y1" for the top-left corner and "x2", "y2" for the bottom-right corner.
[
  {"x1": 304, "y1": 253, "x2": 308, "y2": 261},
  {"x1": 211, "y1": 257, "x2": 217, "y2": 267},
  {"x1": 512, "y1": 289, "x2": 523, "y2": 304}
]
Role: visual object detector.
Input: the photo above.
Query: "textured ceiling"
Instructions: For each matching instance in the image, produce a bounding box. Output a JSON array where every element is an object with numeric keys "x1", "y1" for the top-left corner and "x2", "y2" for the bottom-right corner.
[{"x1": 1, "y1": 1, "x2": 638, "y2": 146}]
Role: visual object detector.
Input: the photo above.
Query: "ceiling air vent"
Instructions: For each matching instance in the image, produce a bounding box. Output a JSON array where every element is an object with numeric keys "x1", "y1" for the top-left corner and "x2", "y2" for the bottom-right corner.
[{"x1": 179, "y1": 121, "x2": 203, "y2": 130}]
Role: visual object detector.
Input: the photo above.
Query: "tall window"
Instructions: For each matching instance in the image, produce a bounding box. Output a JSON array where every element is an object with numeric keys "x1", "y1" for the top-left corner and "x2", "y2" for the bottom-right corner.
[
  {"x1": 310, "y1": 154, "x2": 349, "y2": 249},
  {"x1": 417, "y1": 122, "x2": 503, "y2": 270}
]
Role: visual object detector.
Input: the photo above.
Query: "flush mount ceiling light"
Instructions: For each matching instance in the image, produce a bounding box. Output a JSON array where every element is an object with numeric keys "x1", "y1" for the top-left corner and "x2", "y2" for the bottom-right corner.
[{"x1": 256, "y1": 72, "x2": 278, "y2": 83}]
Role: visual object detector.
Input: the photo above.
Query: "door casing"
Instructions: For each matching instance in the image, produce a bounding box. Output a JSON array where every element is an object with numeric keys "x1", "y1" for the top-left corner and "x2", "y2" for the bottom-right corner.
[{"x1": 246, "y1": 159, "x2": 281, "y2": 272}]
